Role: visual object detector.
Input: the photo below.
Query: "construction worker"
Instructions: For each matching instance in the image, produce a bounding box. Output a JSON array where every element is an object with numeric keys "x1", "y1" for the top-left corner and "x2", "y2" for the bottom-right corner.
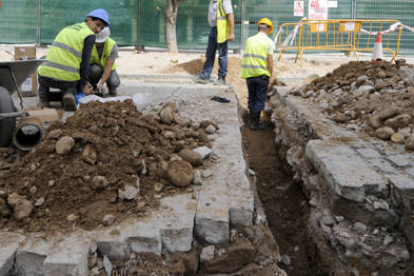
[
  {"x1": 197, "y1": 0, "x2": 235, "y2": 85},
  {"x1": 89, "y1": 27, "x2": 120, "y2": 96},
  {"x1": 241, "y1": 18, "x2": 274, "y2": 130},
  {"x1": 37, "y1": 9, "x2": 110, "y2": 111}
]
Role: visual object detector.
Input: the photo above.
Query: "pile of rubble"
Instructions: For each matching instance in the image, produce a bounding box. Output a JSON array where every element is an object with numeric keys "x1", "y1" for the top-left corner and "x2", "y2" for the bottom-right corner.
[
  {"x1": 0, "y1": 100, "x2": 217, "y2": 233},
  {"x1": 290, "y1": 60, "x2": 414, "y2": 150}
]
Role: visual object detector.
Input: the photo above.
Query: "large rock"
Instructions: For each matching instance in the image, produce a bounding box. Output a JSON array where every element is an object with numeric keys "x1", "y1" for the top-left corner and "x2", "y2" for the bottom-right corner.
[
  {"x1": 118, "y1": 184, "x2": 139, "y2": 200},
  {"x1": 81, "y1": 144, "x2": 97, "y2": 165},
  {"x1": 167, "y1": 160, "x2": 193, "y2": 187},
  {"x1": 398, "y1": 66, "x2": 414, "y2": 81},
  {"x1": 91, "y1": 176, "x2": 109, "y2": 191},
  {"x1": 405, "y1": 135, "x2": 414, "y2": 150},
  {"x1": 55, "y1": 136, "x2": 75, "y2": 155},
  {"x1": 375, "y1": 127, "x2": 395, "y2": 140},
  {"x1": 201, "y1": 236, "x2": 256, "y2": 274},
  {"x1": 385, "y1": 114, "x2": 412, "y2": 129},
  {"x1": 369, "y1": 107, "x2": 400, "y2": 129},
  {"x1": 7, "y1": 193, "x2": 33, "y2": 220},
  {"x1": 160, "y1": 103, "x2": 177, "y2": 125},
  {"x1": 179, "y1": 149, "x2": 203, "y2": 167}
]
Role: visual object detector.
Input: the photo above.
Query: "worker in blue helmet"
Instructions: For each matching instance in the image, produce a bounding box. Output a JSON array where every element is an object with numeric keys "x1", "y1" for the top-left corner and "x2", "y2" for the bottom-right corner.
[{"x1": 37, "y1": 9, "x2": 111, "y2": 111}]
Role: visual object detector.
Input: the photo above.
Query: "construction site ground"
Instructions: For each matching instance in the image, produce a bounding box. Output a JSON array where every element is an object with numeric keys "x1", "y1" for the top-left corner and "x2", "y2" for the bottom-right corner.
[{"x1": 1, "y1": 45, "x2": 414, "y2": 275}]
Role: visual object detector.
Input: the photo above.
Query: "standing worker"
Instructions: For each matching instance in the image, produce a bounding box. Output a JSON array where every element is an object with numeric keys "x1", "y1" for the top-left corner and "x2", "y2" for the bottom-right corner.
[
  {"x1": 241, "y1": 18, "x2": 274, "y2": 130},
  {"x1": 89, "y1": 27, "x2": 120, "y2": 96},
  {"x1": 37, "y1": 9, "x2": 110, "y2": 111},
  {"x1": 197, "y1": 0, "x2": 235, "y2": 85}
]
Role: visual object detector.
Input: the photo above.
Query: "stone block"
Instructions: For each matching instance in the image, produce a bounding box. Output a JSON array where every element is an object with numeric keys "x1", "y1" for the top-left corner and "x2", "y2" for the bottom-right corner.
[
  {"x1": 389, "y1": 174, "x2": 414, "y2": 196},
  {"x1": 356, "y1": 148, "x2": 381, "y2": 159},
  {"x1": 306, "y1": 140, "x2": 388, "y2": 202},
  {"x1": 230, "y1": 193, "x2": 254, "y2": 227},
  {"x1": 97, "y1": 239, "x2": 130, "y2": 260},
  {"x1": 159, "y1": 194, "x2": 197, "y2": 252},
  {"x1": 125, "y1": 221, "x2": 162, "y2": 256},
  {"x1": 0, "y1": 233, "x2": 20, "y2": 276},
  {"x1": 14, "y1": 251, "x2": 47, "y2": 276},
  {"x1": 387, "y1": 154, "x2": 412, "y2": 168},
  {"x1": 195, "y1": 193, "x2": 230, "y2": 245},
  {"x1": 367, "y1": 159, "x2": 397, "y2": 174},
  {"x1": 43, "y1": 237, "x2": 90, "y2": 276}
]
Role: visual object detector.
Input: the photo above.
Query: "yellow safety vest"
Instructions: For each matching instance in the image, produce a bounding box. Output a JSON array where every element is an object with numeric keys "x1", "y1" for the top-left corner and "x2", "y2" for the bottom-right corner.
[
  {"x1": 217, "y1": 0, "x2": 230, "y2": 43},
  {"x1": 241, "y1": 32, "x2": 272, "y2": 79},
  {"x1": 90, "y1": 38, "x2": 117, "y2": 71},
  {"x1": 38, "y1": 22, "x2": 94, "y2": 81}
]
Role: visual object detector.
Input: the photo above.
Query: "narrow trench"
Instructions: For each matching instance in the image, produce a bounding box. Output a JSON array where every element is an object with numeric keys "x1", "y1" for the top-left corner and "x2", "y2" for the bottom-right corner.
[{"x1": 241, "y1": 123, "x2": 328, "y2": 276}]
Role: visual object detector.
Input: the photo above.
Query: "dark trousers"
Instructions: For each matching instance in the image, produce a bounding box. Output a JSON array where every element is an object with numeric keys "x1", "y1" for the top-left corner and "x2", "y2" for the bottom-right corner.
[
  {"x1": 247, "y1": 76, "x2": 269, "y2": 112},
  {"x1": 200, "y1": 27, "x2": 228, "y2": 80},
  {"x1": 88, "y1": 64, "x2": 121, "y2": 90},
  {"x1": 38, "y1": 75, "x2": 78, "y2": 102}
]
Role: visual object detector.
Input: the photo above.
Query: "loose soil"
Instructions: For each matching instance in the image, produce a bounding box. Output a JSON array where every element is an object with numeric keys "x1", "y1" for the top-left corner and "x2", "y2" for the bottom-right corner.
[
  {"x1": 292, "y1": 60, "x2": 414, "y2": 144},
  {"x1": 0, "y1": 100, "x2": 210, "y2": 233},
  {"x1": 242, "y1": 123, "x2": 328, "y2": 276}
]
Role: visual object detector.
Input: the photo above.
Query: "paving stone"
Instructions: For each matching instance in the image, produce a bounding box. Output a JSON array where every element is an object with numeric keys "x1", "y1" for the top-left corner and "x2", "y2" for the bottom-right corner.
[
  {"x1": 389, "y1": 174, "x2": 414, "y2": 196},
  {"x1": 159, "y1": 194, "x2": 197, "y2": 252},
  {"x1": 356, "y1": 148, "x2": 381, "y2": 159},
  {"x1": 14, "y1": 251, "x2": 47, "y2": 276},
  {"x1": 367, "y1": 159, "x2": 397, "y2": 174},
  {"x1": 230, "y1": 193, "x2": 254, "y2": 227},
  {"x1": 372, "y1": 140, "x2": 403, "y2": 156},
  {"x1": 0, "y1": 233, "x2": 20, "y2": 276},
  {"x1": 97, "y1": 238, "x2": 130, "y2": 260},
  {"x1": 405, "y1": 167, "x2": 414, "y2": 178},
  {"x1": 43, "y1": 237, "x2": 90, "y2": 276},
  {"x1": 387, "y1": 154, "x2": 412, "y2": 168},
  {"x1": 306, "y1": 140, "x2": 388, "y2": 202},
  {"x1": 124, "y1": 221, "x2": 162, "y2": 256},
  {"x1": 195, "y1": 193, "x2": 230, "y2": 245}
]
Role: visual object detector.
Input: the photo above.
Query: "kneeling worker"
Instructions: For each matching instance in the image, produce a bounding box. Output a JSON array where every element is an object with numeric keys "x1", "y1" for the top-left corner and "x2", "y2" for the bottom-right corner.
[
  {"x1": 241, "y1": 18, "x2": 274, "y2": 130},
  {"x1": 89, "y1": 27, "x2": 120, "y2": 96},
  {"x1": 37, "y1": 9, "x2": 110, "y2": 111}
]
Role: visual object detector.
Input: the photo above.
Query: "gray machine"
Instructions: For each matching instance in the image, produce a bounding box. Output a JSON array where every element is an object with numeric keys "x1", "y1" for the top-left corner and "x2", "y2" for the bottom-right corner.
[{"x1": 0, "y1": 59, "x2": 44, "y2": 147}]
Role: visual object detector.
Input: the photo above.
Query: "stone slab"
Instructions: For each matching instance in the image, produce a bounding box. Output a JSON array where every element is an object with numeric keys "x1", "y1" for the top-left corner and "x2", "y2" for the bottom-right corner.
[
  {"x1": 195, "y1": 193, "x2": 230, "y2": 245},
  {"x1": 159, "y1": 194, "x2": 197, "y2": 252},
  {"x1": 0, "y1": 233, "x2": 20, "y2": 276},
  {"x1": 356, "y1": 148, "x2": 381, "y2": 159},
  {"x1": 389, "y1": 174, "x2": 414, "y2": 196},
  {"x1": 306, "y1": 140, "x2": 388, "y2": 202},
  {"x1": 387, "y1": 154, "x2": 413, "y2": 169},
  {"x1": 43, "y1": 236, "x2": 90, "y2": 276}
]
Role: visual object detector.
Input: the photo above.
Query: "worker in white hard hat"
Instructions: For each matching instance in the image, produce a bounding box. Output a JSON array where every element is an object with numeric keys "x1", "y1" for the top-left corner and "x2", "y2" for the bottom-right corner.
[
  {"x1": 89, "y1": 27, "x2": 120, "y2": 96},
  {"x1": 241, "y1": 18, "x2": 274, "y2": 130},
  {"x1": 37, "y1": 9, "x2": 110, "y2": 110}
]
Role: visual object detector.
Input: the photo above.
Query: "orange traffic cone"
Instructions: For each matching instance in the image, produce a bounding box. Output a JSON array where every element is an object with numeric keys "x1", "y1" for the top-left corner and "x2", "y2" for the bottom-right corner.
[{"x1": 371, "y1": 33, "x2": 383, "y2": 62}]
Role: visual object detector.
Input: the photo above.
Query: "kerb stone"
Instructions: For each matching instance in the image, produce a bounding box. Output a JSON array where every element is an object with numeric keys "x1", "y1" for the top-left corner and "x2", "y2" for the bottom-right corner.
[
  {"x1": 230, "y1": 193, "x2": 254, "y2": 227},
  {"x1": 0, "y1": 233, "x2": 20, "y2": 276},
  {"x1": 389, "y1": 174, "x2": 414, "y2": 196},
  {"x1": 159, "y1": 194, "x2": 197, "y2": 252},
  {"x1": 195, "y1": 193, "x2": 230, "y2": 245},
  {"x1": 306, "y1": 140, "x2": 387, "y2": 202}
]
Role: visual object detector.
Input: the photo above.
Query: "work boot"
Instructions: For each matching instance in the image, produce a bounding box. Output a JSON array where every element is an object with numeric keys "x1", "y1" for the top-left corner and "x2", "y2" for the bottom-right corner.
[
  {"x1": 62, "y1": 93, "x2": 77, "y2": 111},
  {"x1": 195, "y1": 76, "x2": 210, "y2": 84},
  {"x1": 108, "y1": 88, "x2": 117, "y2": 96},
  {"x1": 249, "y1": 111, "x2": 265, "y2": 131},
  {"x1": 215, "y1": 77, "x2": 226, "y2": 85}
]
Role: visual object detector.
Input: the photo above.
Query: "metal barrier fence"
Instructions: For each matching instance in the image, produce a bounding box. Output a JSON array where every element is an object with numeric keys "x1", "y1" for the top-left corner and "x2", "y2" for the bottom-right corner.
[
  {"x1": 277, "y1": 19, "x2": 404, "y2": 66},
  {"x1": 0, "y1": 0, "x2": 413, "y2": 54}
]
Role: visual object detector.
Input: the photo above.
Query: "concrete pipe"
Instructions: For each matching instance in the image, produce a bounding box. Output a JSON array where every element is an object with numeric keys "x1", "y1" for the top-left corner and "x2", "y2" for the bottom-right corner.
[{"x1": 12, "y1": 117, "x2": 44, "y2": 151}]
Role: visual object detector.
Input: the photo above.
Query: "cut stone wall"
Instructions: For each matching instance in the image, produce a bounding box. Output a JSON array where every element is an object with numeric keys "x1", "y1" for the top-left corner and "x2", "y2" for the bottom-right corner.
[{"x1": 269, "y1": 87, "x2": 414, "y2": 275}]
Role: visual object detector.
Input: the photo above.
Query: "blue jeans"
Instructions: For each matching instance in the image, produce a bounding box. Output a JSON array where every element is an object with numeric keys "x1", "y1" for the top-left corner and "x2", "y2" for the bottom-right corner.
[
  {"x1": 88, "y1": 64, "x2": 121, "y2": 90},
  {"x1": 247, "y1": 76, "x2": 269, "y2": 112},
  {"x1": 200, "y1": 27, "x2": 228, "y2": 80}
]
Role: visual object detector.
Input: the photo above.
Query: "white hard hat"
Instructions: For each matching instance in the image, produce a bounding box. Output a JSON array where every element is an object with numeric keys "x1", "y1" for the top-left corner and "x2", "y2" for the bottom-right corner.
[{"x1": 96, "y1": 27, "x2": 110, "y2": 43}]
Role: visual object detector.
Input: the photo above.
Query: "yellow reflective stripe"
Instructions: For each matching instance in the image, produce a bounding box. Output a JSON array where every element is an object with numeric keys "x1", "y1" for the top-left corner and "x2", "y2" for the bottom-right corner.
[
  {"x1": 243, "y1": 54, "x2": 268, "y2": 61},
  {"x1": 241, "y1": 64, "x2": 268, "y2": 70},
  {"x1": 42, "y1": 61, "x2": 80, "y2": 74},
  {"x1": 52, "y1": 41, "x2": 82, "y2": 59}
]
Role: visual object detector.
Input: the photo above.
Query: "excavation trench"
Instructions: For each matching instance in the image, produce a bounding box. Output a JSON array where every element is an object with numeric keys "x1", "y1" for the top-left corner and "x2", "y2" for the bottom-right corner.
[{"x1": 241, "y1": 122, "x2": 329, "y2": 276}]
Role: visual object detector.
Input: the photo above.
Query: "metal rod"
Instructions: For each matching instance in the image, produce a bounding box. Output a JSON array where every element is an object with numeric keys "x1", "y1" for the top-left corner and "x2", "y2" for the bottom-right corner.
[{"x1": 0, "y1": 111, "x2": 26, "y2": 119}]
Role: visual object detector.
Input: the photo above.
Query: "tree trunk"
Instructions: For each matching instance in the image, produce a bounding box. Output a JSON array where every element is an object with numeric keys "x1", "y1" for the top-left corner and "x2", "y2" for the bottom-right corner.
[{"x1": 165, "y1": 0, "x2": 184, "y2": 53}]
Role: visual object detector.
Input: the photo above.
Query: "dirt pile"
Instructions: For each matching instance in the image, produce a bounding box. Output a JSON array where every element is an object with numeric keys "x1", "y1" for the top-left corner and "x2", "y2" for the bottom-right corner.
[
  {"x1": 290, "y1": 60, "x2": 414, "y2": 149},
  {"x1": 0, "y1": 100, "x2": 212, "y2": 233}
]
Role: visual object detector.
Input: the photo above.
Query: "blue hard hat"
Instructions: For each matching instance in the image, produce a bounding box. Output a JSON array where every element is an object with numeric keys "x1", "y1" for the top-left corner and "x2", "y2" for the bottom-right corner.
[{"x1": 86, "y1": 9, "x2": 110, "y2": 26}]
